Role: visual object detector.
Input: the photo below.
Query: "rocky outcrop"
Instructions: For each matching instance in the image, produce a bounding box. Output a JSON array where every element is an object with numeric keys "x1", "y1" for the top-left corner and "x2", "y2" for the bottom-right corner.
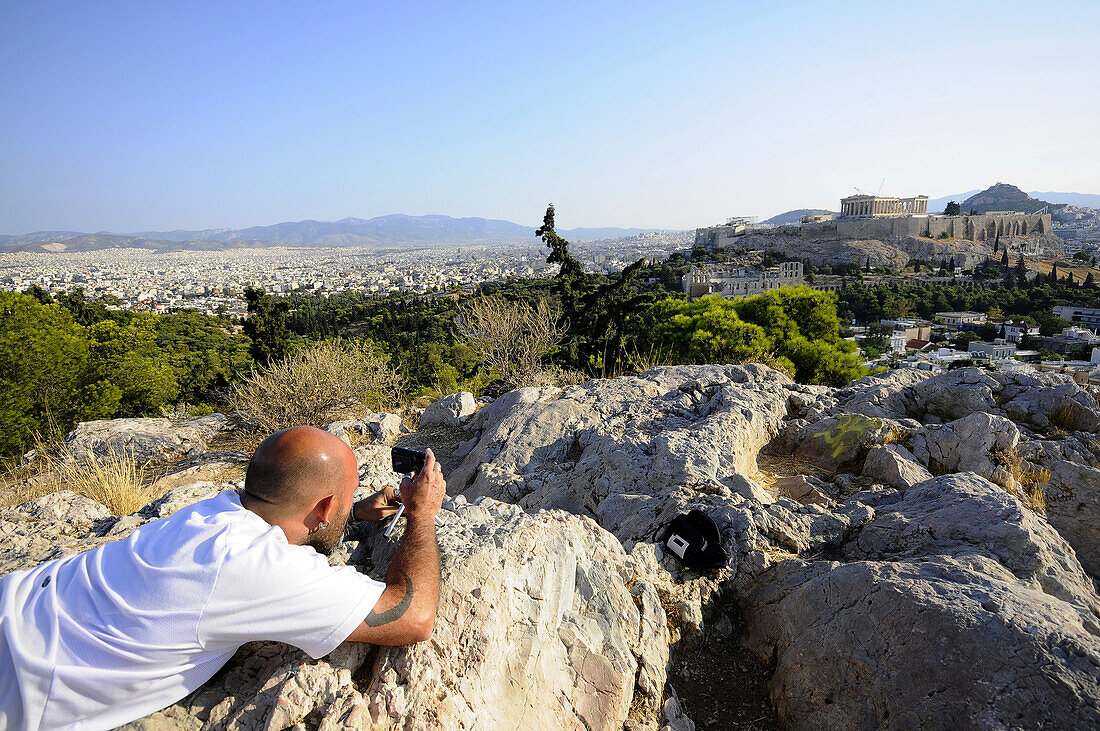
[
  {"x1": 447, "y1": 365, "x2": 794, "y2": 544},
  {"x1": 744, "y1": 474, "x2": 1100, "y2": 729},
  {"x1": 1021, "y1": 434, "x2": 1100, "y2": 579},
  {"x1": 908, "y1": 412, "x2": 1021, "y2": 486},
  {"x1": 838, "y1": 367, "x2": 1100, "y2": 433},
  {"x1": 3, "y1": 486, "x2": 671, "y2": 730},
  {"x1": 1043, "y1": 459, "x2": 1100, "y2": 579},
  {"x1": 962, "y1": 183, "x2": 1050, "y2": 214},
  {"x1": 323, "y1": 413, "x2": 406, "y2": 447},
  {"x1": 418, "y1": 392, "x2": 477, "y2": 428},
  {"x1": 5, "y1": 363, "x2": 1100, "y2": 730},
  {"x1": 735, "y1": 232, "x2": 911, "y2": 269},
  {"x1": 734, "y1": 232, "x2": 1024, "y2": 271},
  {"x1": 789, "y1": 413, "x2": 909, "y2": 473},
  {"x1": 351, "y1": 500, "x2": 669, "y2": 730},
  {"x1": 862, "y1": 444, "x2": 932, "y2": 489},
  {"x1": 62, "y1": 414, "x2": 232, "y2": 465}
]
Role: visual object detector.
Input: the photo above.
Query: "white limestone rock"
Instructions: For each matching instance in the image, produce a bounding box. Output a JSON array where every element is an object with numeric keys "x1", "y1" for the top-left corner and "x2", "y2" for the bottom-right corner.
[
  {"x1": 862, "y1": 443, "x2": 932, "y2": 489},
  {"x1": 907, "y1": 412, "x2": 1020, "y2": 487},
  {"x1": 323, "y1": 413, "x2": 405, "y2": 447},
  {"x1": 838, "y1": 367, "x2": 1100, "y2": 433},
  {"x1": 772, "y1": 474, "x2": 832, "y2": 506},
  {"x1": 790, "y1": 413, "x2": 909, "y2": 473},
  {"x1": 447, "y1": 364, "x2": 794, "y2": 544},
  {"x1": 1035, "y1": 456, "x2": 1100, "y2": 579},
  {"x1": 418, "y1": 392, "x2": 477, "y2": 428},
  {"x1": 126, "y1": 500, "x2": 671, "y2": 731},
  {"x1": 743, "y1": 474, "x2": 1100, "y2": 729},
  {"x1": 64, "y1": 414, "x2": 231, "y2": 466}
]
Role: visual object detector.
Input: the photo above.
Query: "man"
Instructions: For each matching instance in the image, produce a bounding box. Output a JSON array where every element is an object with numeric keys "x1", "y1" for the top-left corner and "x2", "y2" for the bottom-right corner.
[{"x1": 0, "y1": 426, "x2": 445, "y2": 730}]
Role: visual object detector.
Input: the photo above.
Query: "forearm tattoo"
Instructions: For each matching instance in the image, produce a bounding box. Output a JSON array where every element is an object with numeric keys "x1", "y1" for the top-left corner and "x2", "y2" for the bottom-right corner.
[{"x1": 366, "y1": 570, "x2": 413, "y2": 627}]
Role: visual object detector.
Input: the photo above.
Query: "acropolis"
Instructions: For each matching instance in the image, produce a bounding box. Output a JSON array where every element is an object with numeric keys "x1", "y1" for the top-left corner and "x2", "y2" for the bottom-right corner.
[{"x1": 840, "y1": 194, "x2": 928, "y2": 218}]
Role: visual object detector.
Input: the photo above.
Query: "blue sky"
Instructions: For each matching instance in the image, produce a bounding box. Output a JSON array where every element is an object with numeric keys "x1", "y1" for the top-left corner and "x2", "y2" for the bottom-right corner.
[{"x1": 1, "y1": 0, "x2": 1098, "y2": 233}]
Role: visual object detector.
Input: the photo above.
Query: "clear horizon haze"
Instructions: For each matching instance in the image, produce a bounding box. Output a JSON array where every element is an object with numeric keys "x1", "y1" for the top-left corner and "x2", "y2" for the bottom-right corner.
[{"x1": 2, "y1": 0, "x2": 1098, "y2": 235}]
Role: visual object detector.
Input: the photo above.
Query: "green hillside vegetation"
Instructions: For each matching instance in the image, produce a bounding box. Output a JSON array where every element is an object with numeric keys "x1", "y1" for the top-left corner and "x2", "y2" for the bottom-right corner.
[
  {"x1": 836, "y1": 276, "x2": 1098, "y2": 326},
  {"x1": 0, "y1": 290, "x2": 251, "y2": 457}
]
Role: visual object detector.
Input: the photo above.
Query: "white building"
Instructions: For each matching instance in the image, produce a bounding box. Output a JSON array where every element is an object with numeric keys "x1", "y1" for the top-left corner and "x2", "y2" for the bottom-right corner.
[
  {"x1": 888, "y1": 331, "x2": 908, "y2": 353},
  {"x1": 682, "y1": 261, "x2": 804, "y2": 299},
  {"x1": 1054, "y1": 305, "x2": 1100, "y2": 330},
  {"x1": 968, "y1": 339, "x2": 1017, "y2": 360},
  {"x1": 935, "y1": 311, "x2": 986, "y2": 328},
  {"x1": 1004, "y1": 322, "x2": 1039, "y2": 344}
]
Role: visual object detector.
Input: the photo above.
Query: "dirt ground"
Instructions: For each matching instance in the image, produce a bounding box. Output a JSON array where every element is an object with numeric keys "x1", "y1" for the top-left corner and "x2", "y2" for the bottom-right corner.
[{"x1": 668, "y1": 602, "x2": 779, "y2": 730}]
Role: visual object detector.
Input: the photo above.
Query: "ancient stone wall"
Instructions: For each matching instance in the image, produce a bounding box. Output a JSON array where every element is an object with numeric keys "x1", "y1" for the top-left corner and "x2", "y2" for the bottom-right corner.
[{"x1": 774, "y1": 213, "x2": 1050, "y2": 243}]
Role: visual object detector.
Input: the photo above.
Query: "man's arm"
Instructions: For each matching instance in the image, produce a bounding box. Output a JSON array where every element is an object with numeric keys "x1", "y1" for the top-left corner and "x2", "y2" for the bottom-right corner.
[{"x1": 346, "y1": 449, "x2": 444, "y2": 646}]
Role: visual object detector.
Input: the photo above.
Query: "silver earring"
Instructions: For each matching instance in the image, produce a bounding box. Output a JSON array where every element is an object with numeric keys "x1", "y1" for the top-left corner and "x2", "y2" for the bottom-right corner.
[{"x1": 319, "y1": 521, "x2": 330, "y2": 530}]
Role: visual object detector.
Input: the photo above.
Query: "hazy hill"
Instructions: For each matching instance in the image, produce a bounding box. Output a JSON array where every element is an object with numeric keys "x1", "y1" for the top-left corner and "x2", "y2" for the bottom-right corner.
[
  {"x1": 762, "y1": 209, "x2": 835, "y2": 226},
  {"x1": 961, "y1": 184, "x2": 1054, "y2": 214},
  {"x1": 0, "y1": 215, "x2": 659, "y2": 252}
]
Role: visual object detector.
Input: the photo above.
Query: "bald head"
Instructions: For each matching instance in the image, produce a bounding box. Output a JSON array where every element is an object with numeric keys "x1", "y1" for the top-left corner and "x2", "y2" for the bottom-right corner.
[{"x1": 243, "y1": 427, "x2": 357, "y2": 514}]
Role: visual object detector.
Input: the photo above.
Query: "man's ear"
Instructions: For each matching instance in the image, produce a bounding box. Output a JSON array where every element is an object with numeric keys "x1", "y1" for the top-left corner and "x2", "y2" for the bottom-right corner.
[{"x1": 313, "y1": 494, "x2": 336, "y2": 525}]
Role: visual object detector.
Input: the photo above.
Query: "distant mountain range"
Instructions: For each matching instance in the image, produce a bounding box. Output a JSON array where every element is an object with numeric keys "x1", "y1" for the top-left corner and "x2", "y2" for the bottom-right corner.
[{"x1": 0, "y1": 215, "x2": 661, "y2": 253}]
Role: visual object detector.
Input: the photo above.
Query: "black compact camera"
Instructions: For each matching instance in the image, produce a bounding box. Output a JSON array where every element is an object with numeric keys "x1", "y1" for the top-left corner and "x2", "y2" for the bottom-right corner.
[{"x1": 391, "y1": 446, "x2": 426, "y2": 475}]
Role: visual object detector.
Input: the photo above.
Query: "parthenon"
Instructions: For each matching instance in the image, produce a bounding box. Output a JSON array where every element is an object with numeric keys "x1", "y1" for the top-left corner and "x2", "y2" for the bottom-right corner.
[{"x1": 840, "y1": 194, "x2": 928, "y2": 218}]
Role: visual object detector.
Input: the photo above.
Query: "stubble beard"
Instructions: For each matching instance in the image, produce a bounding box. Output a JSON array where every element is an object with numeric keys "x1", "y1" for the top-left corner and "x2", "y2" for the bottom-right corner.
[{"x1": 306, "y1": 508, "x2": 350, "y2": 556}]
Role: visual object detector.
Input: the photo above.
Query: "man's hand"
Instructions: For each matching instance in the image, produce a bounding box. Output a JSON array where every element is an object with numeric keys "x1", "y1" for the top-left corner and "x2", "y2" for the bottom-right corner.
[
  {"x1": 353, "y1": 486, "x2": 400, "y2": 522},
  {"x1": 345, "y1": 447, "x2": 444, "y2": 646},
  {"x1": 399, "y1": 447, "x2": 446, "y2": 523}
]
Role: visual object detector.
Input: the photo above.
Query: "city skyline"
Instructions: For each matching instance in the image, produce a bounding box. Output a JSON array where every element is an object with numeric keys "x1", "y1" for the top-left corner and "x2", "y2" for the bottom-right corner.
[{"x1": 2, "y1": 0, "x2": 1099, "y2": 233}]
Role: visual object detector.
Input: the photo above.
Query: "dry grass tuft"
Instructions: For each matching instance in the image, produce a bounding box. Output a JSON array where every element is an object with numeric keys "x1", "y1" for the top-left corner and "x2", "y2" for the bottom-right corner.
[
  {"x1": 205, "y1": 426, "x2": 266, "y2": 456},
  {"x1": 761, "y1": 544, "x2": 798, "y2": 563},
  {"x1": 56, "y1": 448, "x2": 156, "y2": 516},
  {"x1": 754, "y1": 451, "x2": 832, "y2": 496},
  {"x1": 994, "y1": 447, "x2": 1050, "y2": 512},
  {"x1": 880, "y1": 423, "x2": 910, "y2": 446},
  {"x1": 626, "y1": 344, "x2": 673, "y2": 374},
  {"x1": 228, "y1": 340, "x2": 403, "y2": 434},
  {"x1": 1, "y1": 434, "x2": 160, "y2": 515},
  {"x1": 1049, "y1": 400, "x2": 1081, "y2": 434},
  {"x1": 748, "y1": 352, "x2": 796, "y2": 381}
]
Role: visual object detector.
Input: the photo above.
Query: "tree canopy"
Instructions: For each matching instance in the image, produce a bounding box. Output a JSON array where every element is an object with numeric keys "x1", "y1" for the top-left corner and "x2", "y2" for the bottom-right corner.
[{"x1": 639, "y1": 287, "x2": 866, "y2": 386}]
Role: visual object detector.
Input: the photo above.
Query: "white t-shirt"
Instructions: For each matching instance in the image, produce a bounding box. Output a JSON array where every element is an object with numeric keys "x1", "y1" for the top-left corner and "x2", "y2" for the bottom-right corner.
[{"x1": 0, "y1": 490, "x2": 386, "y2": 731}]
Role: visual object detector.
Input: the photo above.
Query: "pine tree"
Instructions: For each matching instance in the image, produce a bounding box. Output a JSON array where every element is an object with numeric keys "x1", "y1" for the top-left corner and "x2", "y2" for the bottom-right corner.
[
  {"x1": 536, "y1": 205, "x2": 650, "y2": 377},
  {"x1": 1001, "y1": 250, "x2": 1010, "y2": 268},
  {"x1": 1015, "y1": 255, "x2": 1028, "y2": 287}
]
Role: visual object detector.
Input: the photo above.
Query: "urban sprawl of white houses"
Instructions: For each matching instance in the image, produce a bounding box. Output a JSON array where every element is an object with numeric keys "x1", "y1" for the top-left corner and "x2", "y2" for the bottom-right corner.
[
  {"x1": 876, "y1": 308, "x2": 1100, "y2": 387},
  {"x1": 0, "y1": 238, "x2": 683, "y2": 317}
]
